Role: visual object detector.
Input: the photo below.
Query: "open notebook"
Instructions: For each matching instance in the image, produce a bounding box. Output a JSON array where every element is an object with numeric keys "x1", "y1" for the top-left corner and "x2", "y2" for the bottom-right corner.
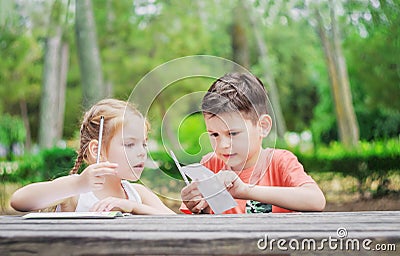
[{"x1": 22, "y1": 211, "x2": 125, "y2": 219}]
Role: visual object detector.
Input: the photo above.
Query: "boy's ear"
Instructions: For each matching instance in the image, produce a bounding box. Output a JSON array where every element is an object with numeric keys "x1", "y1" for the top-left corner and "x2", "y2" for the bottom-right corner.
[
  {"x1": 258, "y1": 114, "x2": 272, "y2": 138},
  {"x1": 88, "y1": 139, "x2": 99, "y2": 162}
]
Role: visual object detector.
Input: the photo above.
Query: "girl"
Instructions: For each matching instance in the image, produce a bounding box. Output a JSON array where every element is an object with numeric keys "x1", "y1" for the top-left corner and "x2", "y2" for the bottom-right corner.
[{"x1": 11, "y1": 99, "x2": 175, "y2": 214}]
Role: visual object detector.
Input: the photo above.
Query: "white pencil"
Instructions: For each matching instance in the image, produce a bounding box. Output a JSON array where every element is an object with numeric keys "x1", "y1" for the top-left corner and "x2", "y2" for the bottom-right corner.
[
  {"x1": 170, "y1": 150, "x2": 190, "y2": 185},
  {"x1": 96, "y1": 116, "x2": 104, "y2": 164}
]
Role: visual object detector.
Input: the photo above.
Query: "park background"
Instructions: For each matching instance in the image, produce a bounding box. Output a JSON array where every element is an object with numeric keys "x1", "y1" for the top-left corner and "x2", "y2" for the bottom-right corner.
[{"x1": 0, "y1": 0, "x2": 399, "y2": 214}]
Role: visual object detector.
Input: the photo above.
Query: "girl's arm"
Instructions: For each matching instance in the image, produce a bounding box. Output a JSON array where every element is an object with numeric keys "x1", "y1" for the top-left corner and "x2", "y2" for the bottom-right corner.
[
  {"x1": 217, "y1": 171, "x2": 326, "y2": 212},
  {"x1": 10, "y1": 162, "x2": 118, "y2": 212},
  {"x1": 10, "y1": 175, "x2": 82, "y2": 211},
  {"x1": 133, "y1": 184, "x2": 176, "y2": 214},
  {"x1": 89, "y1": 184, "x2": 176, "y2": 214}
]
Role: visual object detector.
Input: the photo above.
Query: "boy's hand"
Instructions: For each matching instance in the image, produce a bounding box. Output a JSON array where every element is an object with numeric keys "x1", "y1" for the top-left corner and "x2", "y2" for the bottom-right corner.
[
  {"x1": 78, "y1": 162, "x2": 118, "y2": 193},
  {"x1": 181, "y1": 181, "x2": 210, "y2": 214},
  {"x1": 216, "y1": 170, "x2": 248, "y2": 199}
]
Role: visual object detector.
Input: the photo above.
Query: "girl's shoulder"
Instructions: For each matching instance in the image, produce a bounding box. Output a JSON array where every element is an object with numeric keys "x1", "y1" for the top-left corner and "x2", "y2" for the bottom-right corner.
[
  {"x1": 130, "y1": 183, "x2": 149, "y2": 194},
  {"x1": 130, "y1": 183, "x2": 160, "y2": 202},
  {"x1": 120, "y1": 181, "x2": 142, "y2": 202}
]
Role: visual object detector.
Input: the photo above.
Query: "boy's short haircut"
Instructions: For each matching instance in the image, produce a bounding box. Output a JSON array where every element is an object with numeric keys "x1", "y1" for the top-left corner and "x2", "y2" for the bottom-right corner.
[{"x1": 201, "y1": 72, "x2": 269, "y2": 124}]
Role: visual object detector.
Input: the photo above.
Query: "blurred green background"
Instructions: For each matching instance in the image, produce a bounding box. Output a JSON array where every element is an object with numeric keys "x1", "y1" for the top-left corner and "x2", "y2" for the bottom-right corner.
[{"x1": 0, "y1": 0, "x2": 399, "y2": 213}]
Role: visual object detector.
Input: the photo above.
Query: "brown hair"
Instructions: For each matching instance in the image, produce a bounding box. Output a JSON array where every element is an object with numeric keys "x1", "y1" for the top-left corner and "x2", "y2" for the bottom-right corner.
[
  {"x1": 201, "y1": 72, "x2": 269, "y2": 124},
  {"x1": 70, "y1": 98, "x2": 147, "y2": 174}
]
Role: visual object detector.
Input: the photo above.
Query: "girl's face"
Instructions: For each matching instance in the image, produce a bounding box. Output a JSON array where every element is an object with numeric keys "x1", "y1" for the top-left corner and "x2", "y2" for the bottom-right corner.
[
  {"x1": 106, "y1": 114, "x2": 148, "y2": 181},
  {"x1": 204, "y1": 112, "x2": 263, "y2": 172}
]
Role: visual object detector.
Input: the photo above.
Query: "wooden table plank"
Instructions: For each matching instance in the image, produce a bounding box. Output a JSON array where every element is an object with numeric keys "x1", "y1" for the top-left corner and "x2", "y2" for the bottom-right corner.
[{"x1": 1, "y1": 211, "x2": 399, "y2": 255}]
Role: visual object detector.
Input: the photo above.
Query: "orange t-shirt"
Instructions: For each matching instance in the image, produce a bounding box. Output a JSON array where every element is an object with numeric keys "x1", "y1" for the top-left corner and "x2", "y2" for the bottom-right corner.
[{"x1": 180, "y1": 148, "x2": 316, "y2": 214}]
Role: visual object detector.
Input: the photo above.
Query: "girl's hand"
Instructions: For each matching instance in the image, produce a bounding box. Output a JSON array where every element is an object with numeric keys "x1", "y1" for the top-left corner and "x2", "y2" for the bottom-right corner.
[
  {"x1": 216, "y1": 170, "x2": 248, "y2": 199},
  {"x1": 181, "y1": 181, "x2": 210, "y2": 214},
  {"x1": 90, "y1": 197, "x2": 138, "y2": 213},
  {"x1": 77, "y1": 162, "x2": 118, "y2": 193}
]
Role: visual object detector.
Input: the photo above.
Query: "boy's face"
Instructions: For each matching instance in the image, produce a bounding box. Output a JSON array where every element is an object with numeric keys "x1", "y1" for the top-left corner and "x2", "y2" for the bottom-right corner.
[
  {"x1": 106, "y1": 114, "x2": 148, "y2": 181},
  {"x1": 204, "y1": 112, "x2": 264, "y2": 172}
]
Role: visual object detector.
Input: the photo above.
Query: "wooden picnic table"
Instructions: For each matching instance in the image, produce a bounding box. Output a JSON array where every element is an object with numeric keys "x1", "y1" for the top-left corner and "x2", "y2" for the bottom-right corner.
[{"x1": 1, "y1": 211, "x2": 399, "y2": 255}]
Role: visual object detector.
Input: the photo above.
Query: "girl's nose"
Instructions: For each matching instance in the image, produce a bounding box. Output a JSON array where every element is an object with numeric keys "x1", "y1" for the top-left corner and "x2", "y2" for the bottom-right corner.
[{"x1": 137, "y1": 146, "x2": 147, "y2": 158}]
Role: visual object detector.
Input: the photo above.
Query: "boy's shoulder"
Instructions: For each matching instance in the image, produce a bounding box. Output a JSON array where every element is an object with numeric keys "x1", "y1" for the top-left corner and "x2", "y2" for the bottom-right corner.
[
  {"x1": 272, "y1": 148, "x2": 298, "y2": 158},
  {"x1": 270, "y1": 148, "x2": 301, "y2": 163},
  {"x1": 200, "y1": 148, "x2": 299, "y2": 166}
]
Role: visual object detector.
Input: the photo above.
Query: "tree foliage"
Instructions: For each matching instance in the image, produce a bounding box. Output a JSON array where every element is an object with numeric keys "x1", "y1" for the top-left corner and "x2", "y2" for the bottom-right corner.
[{"x1": 0, "y1": 0, "x2": 399, "y2": 153}]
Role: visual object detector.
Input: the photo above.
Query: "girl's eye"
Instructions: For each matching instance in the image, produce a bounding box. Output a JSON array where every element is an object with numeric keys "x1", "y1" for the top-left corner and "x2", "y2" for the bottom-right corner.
[
  {"x1": 125, "y1": 143, "x2": 135, "y2": 148},
  {"x1": 143, "y1": 143, "x2": 148, "y2": 148},
  {"x1": 229, "y1": 132, "x2": 239, "y2": 136},
  {"x1": 209, "y1": 133, "x2": 219, "y2": 138}
]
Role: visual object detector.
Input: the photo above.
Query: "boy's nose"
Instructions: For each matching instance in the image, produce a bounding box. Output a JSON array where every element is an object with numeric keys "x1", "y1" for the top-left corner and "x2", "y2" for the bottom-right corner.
[{"x1": 219, "y1": 136, "x2": 231, "y2": 148}]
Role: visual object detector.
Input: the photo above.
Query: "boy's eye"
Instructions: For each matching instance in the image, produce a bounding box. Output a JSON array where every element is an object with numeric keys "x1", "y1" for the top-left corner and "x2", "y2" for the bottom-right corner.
[
  {"x1": 125, "y1": 143, "x2": 135, "y2": 147},
  {"x1": 143, "y1": 142, "x2": 148, "y2": 148},
  {"x1": 209, "y1": 133, "x2": 219, "y2": 137},
  {"x1": 229, "y1": 131, "x2": 239, "y2": 136}
]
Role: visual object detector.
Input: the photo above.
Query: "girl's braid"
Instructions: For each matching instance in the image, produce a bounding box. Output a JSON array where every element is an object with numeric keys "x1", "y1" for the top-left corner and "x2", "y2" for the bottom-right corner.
[
  {"x1": 69, "y1": 110, "x2": 100, "y2": 174},
  {"x1": 70, "y1": 152, "x2": 84, "y2": 174}
]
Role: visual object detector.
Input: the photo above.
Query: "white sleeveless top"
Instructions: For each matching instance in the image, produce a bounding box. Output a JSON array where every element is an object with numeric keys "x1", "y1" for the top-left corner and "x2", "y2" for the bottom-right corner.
[{"x1": 57, "y1": 180, "x2": 142, "y2": 212}]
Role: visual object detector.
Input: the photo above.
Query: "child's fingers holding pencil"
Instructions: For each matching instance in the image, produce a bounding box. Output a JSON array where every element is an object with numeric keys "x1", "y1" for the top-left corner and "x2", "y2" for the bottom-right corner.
[
  {"x1": 78, "y1": 162, "x2": 118, "y2": 192},
  {"x1": 92, "y1": 162, "x2": 119, "y2": 176},
  {"x1": 93, "y1": 161, "x2": 119, "y2": 168},
  {"x1": 93, "y1": 167, "x2": 118, "y2": 177}
]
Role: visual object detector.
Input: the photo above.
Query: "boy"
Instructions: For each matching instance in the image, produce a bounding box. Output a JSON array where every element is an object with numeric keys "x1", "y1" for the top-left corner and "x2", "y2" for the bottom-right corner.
[{"x1": 180, "y1": 72, "x2": 325, "y2": 214}]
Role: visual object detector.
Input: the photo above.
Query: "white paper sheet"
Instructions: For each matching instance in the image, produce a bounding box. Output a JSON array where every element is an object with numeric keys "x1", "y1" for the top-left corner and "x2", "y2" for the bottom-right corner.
[
  {"x1": 182, "y1": 164, "x2": 237, "y2": 214},
  {"x1": 22, "y1": 211, "x2": 124, "y2": 219}
]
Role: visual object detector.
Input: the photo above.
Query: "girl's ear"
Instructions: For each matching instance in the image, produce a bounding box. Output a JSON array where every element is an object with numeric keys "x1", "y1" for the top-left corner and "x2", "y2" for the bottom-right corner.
[
  {"x1": 258, "y1": 114, "x2": 272, "y2": 138},
  {"x1": 87, "y1": 139, "x2": 99, "y2": 162}
]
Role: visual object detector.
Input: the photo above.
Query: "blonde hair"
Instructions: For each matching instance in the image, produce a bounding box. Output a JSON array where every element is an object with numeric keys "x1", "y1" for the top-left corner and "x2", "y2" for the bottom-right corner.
[{"x1": 70, "y1": 98, "x2": 147, "y2": 174}]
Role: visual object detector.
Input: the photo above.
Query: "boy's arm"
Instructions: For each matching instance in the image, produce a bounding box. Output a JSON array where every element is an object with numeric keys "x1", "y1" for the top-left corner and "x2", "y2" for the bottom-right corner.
[
  {"x1": 217, "y1": 171, "x2": 326, "y2": 212},
  {"x1": 181, "y1": 181, "x2": 211, "y2": 214},
  {"x1": 10, "y1": 175, "x2": 82, "y2": 211},
  {"x1": 241, "y1": 183, "x2": 326, "y2": 212}
]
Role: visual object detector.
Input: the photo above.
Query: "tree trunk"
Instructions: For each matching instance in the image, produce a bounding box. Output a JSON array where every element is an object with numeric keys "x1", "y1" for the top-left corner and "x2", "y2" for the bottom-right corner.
[
  {"x1": 39, "y1": 0, "x2": 68, "y2": 149},
  {"x1": 75, "y1": 0, "x2": 105, "y2": 109},
  {"x1": 39, "y1": 25, "x2": 62, "y2": 149},
  {"x1": 231, "y1": 1, "x2": 250, "y2": 70},
  {"x1": 19, "y1": 99, "x2": 31, "y2": 151},
  {"x1": 246, "y1": 1, "x2": 287, "y2": 138},
  {"x1": 104, "y1": 0, "x2": 114, "y2": 98},
  {"x1": 56, "y1": 42, "x2": 69, "y2": 140},
  {"x1": 329, "y1": 0, "x2": 359, "y2": 147},
  {"x1": 315, "y1": 2, "x2": 359, "y2": 148}
]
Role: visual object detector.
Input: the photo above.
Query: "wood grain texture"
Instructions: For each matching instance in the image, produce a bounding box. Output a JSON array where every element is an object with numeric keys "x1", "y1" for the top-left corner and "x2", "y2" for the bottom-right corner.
[{"x1": 1, "y1": 211, "x2": 399, "y2": 255}]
